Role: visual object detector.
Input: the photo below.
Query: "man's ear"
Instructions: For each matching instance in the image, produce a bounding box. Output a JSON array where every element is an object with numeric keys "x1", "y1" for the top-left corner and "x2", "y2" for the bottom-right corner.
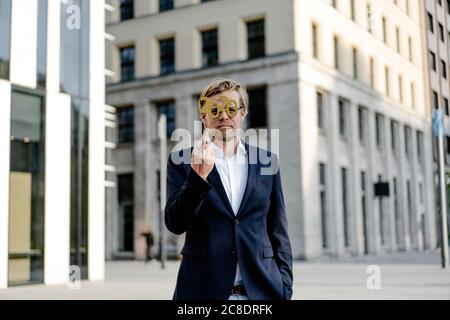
[{"x1": 200, "y1": 114, "x2": 207, "y2": 127}]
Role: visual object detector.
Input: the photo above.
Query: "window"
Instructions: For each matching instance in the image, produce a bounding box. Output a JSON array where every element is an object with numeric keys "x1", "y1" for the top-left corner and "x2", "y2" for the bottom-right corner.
[
  {"x1": 375, "y1": 113, "x2": 384, "y2": 148},
  {"x1": 338, "y1": 98, "x2": 347, "y2": 137},
  {"x1": 382, "y1": 16, "x2": 387, "y2": 44},
  {"x1": 341, "y1": 167, "x2": 350, "y2": 247},
  {"x1": 120, "y1": 0, "x2": 133, "y2": 21},
  {"x1": 334, "y1": 35, "x2": 339, "y2": 69},
  {"x1": 317, "y1": 91, "x2": 324, "y2": 130},
  {"x1": 408, "y1": 37, "x2": 413, "y2": 62},
  {"x1": 37, "y1": 0, "x2": 48, "y2": 89},
  {"x1": 416, "y1": 130, "x2": 424, "y2": 162},
  {"x1": 439, "y1": 23, "x2": 444, "y2": 42},
  {"x1": 60, "y1": 0, "x2": 89, "y2": 99},
  {"x1": 159, "y1": 38, "x2": 175, "y2": 75},
  {"x1": 398, "y1": 75, "x2": 403, "y2": 103},
  {"x1": 156, "y1": 100, "x2": 176, "y2": 137},
  {"x1": 9, "y1": 90, "x2": 46, "y2": 285},
  {"x1": 247, "y1": 19, "x2": 265, "y2": 59},
  {"x1": 159, "y1": 0, "x2": 173, "y2": 12},
  {"x1": 393, "y1": 177, "x2": 401, "y2": 245},
  {"x1": 444, "y1": 97, "x2": 449, "y2": 115},
  {"x1": 120, "y1": 46, "x2": 135, "y2": 82},
  {"x1": 428, "y1": 13, "x2": 434, "y2": 33},
  {"x1": 319, "y1": 163, "x2": 328, "y2": 249},
  {"x1": 385, "y1": 66, "x2": 390, "y2": 96},
  {"x1": 312, "y1": 22, "x2": 319, "y2": 59},
  {"x1": 117, "y1": 106, "x2": 134, "y2": 144},
  {"x1": 358, "y1": 106, "x2": 366, "y2": 143},
  {"x1": 430, "y1": 51, "x2": 436, "y2": 71},
  {"x1": 441, "y1": 59, "x2": 447, "y2": 79},
  {"x1": 378, "y1": 173, "x2": 385, "y2": 245},
  {"x1": 201, "y1": 29, "x2": 218, "y2": 67},
  {"x1": 404, "y1": 126, "x2": 411, "y2": 156},
  {"x1": 395, "y1": 27, "x2": 400, "y2": 53},
  {"x1": 447, "y1": 136, "x2": 450, "y2": 155},
  {"x1": 0, "y1": 0, "x2": 11, "y2": 79},
  {"x1": 367, "y1": 4, "x2": 372, "y2": 33},
  {"x1": 370, "y1": 57, "x2": 375, "y2": 88},
  {"x1": 352, "y1": 47, "x2": 358, "y2": 79},
  {"x1": 391, "y1": 120, "x2": 398, "y2": 153},
  {"x1": 361, "y1": 171, "x2": 369, "y2": 254},
  {"x1": 350, "y1": 0, "x2": 355, "y2": 21},
  {"x1": 411, "y1": 82, "x2": 416, "y2": 108},
  {"x1": 433, "y1": 91, "x2": 439, "y2": 109},
  {"x1": 247, "y1": 86, "x2": 267, "y2": 128},
  {"x1": 118, "y1": 174, "x2": 134, "y2": 252}
]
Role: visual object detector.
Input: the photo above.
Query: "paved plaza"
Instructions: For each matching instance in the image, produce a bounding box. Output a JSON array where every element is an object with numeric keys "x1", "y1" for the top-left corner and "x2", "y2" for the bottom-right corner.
[{"x1": 1, "y1": 250, "x2": 449, "y2": 300}]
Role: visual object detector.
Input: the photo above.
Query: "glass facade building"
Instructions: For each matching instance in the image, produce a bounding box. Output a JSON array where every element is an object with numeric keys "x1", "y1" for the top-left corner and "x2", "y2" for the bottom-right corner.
[{"x1": 0, "y1": 0, "x2": 106, "y2": 288}]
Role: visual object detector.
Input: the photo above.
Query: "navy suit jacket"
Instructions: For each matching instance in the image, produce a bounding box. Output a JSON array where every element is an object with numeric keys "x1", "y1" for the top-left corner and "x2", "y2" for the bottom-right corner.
[{"x1": 164, "y1": 143, "x2": 293, "y2": 300}]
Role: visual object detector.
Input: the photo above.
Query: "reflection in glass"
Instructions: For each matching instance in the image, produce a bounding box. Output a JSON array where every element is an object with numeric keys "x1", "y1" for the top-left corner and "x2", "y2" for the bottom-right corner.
[
  {"x1": 8, "y1": 90, "x2": 45, "y2": 286},
  {"x1": 60, "y1": 0, "x2": 90, "y2": 279},
  {"x1": 60, "y1": 0, "x2": 89, "y2": 99},
  {"x1": 0, "y1": 0, "x2": 12, "y2": 79},
  {"x1": 70, "y1": 98, "x2": 89, "y2": 280}
]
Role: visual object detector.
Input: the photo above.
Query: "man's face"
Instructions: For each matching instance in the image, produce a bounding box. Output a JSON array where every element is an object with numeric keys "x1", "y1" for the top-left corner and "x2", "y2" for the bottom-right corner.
[{"x1": 201, "y1": 90, "x2": 246, "y2": 142}]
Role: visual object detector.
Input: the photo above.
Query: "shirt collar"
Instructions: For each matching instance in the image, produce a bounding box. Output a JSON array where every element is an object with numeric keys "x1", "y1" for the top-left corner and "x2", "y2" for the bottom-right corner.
[{"x1": 207, "y1": 136, "x2": 247, "y2": 159}]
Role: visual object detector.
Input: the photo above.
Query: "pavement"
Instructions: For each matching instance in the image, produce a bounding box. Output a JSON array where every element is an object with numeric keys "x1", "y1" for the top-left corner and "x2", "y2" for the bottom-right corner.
[{"x1": 1, "y1": 250, "x2": 449, "y2": 300}]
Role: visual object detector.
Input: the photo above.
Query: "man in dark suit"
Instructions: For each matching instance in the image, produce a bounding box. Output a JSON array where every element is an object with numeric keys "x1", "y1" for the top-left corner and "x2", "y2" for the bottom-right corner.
[{"x1": 165, "y1": 78, "x2": 293, "y2": 300}]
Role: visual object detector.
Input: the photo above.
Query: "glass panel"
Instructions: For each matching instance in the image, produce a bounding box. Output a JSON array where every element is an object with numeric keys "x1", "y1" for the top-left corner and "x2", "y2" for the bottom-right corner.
[
  {"x1": 0, "y1": 0, "x2": 12, "y2": 79},
  {"x1": 60, "y1": 0, "x2": 89, "y2": 100},
  {"x1": 160, "y1": 38, "x2": 175, "y2": 75},
  {"x1": 118, "y1": 174, "x2": 134, "y2": 252},
  {"x1": 157, "y1": 101, "x2": 176, "y2": 137},
  {"x1": 60, "y1": 0, "x2": 90, "y2": 280},
  {"x1": 120, "y1": 0, "x2": 134, "y2": 21},
  {"x1": 9, "y1": 90, "x2": 45, "y2": 286},
  {"x1": 37, "y1": 0, "x2": 48, "y2": 89},
  {"x1": 70, "y1": 98, "x2": 89, "y2": 280}
]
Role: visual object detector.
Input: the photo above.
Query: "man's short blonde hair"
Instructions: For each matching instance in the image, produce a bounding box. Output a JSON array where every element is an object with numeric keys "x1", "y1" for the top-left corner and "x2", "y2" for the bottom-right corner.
[{"x1": 198, "y1": 78, "x2": 249, "y2": 117}]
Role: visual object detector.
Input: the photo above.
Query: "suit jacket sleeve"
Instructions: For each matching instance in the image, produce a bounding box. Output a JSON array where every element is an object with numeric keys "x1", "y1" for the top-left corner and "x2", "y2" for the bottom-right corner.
[
  {"x1": 164, "y1": 152, "x2": 212, "y2": 235},
  {"x1": 267, "y1": 162, "x2": 294, "y2": 300}
]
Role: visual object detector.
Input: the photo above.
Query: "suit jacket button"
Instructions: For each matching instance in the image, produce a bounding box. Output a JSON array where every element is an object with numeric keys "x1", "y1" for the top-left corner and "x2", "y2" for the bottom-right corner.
[
  {"x1": 232, "y1": 250, "x2": 236, "y2": 255},
  {"x1": 235, "y1": 219, "x2": 239, "y2": 224}
]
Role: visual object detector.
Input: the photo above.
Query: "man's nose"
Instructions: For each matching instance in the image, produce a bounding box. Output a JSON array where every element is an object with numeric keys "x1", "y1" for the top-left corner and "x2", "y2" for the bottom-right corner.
[{"x1": 218, "y1": 109, "x2": 229, "y2": 120}]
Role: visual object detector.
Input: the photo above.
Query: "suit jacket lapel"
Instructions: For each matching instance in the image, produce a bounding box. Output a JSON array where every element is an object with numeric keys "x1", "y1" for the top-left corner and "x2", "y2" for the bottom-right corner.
[
  {"x1": 236, "y1": 161, "x2": 256, "y2": 218},
  {"x1": 236, "y1": 143, "x2": 256, "y2": 218}
]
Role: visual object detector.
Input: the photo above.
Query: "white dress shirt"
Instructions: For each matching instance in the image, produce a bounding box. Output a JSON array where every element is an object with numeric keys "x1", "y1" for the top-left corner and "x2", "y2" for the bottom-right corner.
[{"x1": 209, "y1": 137, "x2": 248, "y2": 286}]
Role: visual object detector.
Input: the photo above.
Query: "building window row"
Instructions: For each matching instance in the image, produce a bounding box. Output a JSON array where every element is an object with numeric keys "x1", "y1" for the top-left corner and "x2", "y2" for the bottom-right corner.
[
  {"x1": 317, "y1": 91, "x2": 425, "y2": 162},
  {"x1": 118, "y1": 18, "x2": 265, "y2": 81},
  {"x1": 120, "y1": 0, "x2": 218, "y2": 22}
]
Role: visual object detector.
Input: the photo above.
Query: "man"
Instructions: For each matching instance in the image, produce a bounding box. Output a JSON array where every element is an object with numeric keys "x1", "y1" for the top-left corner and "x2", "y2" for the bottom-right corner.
[{"x1": 165, "y1": 78, "x2": 293, "y2": 300}]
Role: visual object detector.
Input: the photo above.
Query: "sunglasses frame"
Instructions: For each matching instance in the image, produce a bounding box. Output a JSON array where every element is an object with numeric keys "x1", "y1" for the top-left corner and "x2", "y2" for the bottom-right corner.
[{"x1": 199, "y1": 95, "x2": 243, "y2": 119}]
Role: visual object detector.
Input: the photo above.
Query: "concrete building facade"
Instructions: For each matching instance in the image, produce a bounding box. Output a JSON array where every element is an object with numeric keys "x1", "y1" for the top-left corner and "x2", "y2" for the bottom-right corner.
[
  {"x1": 420, "y1": 0, "x2": 450, "y2": 243},
  {"x1": 106, "y1": 0, "x2": 438, "y2": 260},
  {"x1": 0, "y1": 0, "x2": 106, "y2": 288}
]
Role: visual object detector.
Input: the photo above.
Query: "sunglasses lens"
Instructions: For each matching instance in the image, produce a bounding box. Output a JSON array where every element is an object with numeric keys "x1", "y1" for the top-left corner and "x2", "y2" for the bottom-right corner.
[
  {"x1": 210, "y1": 106, "x2": 218, "y2": 117},
  {"x1": 228, "y1": 107, "x2": 237, "y2": 117}
]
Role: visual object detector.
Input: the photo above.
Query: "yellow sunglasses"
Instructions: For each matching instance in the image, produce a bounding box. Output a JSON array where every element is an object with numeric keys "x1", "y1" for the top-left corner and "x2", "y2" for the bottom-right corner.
[{"x1": 199, "y1": 95, "x2": 243, "y2": 118}]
